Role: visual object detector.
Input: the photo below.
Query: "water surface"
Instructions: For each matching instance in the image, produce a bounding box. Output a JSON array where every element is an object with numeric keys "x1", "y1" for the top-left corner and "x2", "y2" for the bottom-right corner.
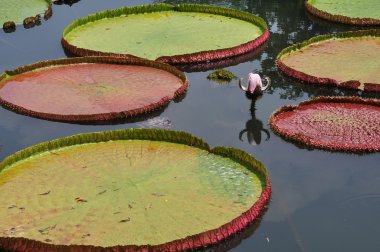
[{"x1": 0, "y1": 0, "x2": 379, "y2": 251}]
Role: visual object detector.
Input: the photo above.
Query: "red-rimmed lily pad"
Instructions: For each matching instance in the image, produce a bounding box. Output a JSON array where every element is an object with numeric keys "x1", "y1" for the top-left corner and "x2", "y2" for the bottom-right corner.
[
  {"x1": 61, "y1": 4, "x2": 269, "y2": 64},
  {"x1": 0, "y1": 128, "x2": 271, "y2": 251},
  {"x1": 276, "y1": 30, "x2": 380, "y2": 92},
  {"x1": 270, "y1": 96, "x2": 380, "y2": 153},
  {"x1": 0, "y1": 57, "x2": 188, "y2": 123},
  {"x1": 306, "y1": 0, "x2": 380, "y2": 26}
]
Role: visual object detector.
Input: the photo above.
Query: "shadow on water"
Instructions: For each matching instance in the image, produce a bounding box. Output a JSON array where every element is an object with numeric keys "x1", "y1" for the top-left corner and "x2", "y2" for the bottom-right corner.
[
  {"x1": 197, "y1": 207, "x2": 269, "y2": 252},
  {"x1": 177, "y1": 42, "x2": 268, "y2": 73},
  {"x1": 305, "y1": 11, "x2": 380, "y2": 30},
  {"x1": 0, "y1": 102, "x2": 170, "y2": 126},
  {"x1": 278, "y1": 74, "x2": 380, "y2": 100},
  {"x1": 53, "y1": 0, "x2": 82, "y2": 6},
  {"x1": 239, "y1": 95, "x2": 270, "y2": 146}
]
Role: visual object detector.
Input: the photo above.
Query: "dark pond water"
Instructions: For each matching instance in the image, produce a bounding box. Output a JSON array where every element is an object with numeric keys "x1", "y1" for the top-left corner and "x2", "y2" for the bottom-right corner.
[{"x1": 0, "y1": 0, "x2": 379, "y2": 251}]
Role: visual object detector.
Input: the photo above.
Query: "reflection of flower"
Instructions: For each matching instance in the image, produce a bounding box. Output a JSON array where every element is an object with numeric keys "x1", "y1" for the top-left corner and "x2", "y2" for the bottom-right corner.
[
  {"x1": 53, "y1": 0, "x2": 81, "y2": 6},
  {"x1": 239, "y1": 96, "x2": 270, "y2": 146}
]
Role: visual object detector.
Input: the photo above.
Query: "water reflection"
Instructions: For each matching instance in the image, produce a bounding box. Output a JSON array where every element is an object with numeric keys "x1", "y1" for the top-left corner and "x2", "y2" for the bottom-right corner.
[
  {"x1": 239, "y1": 95, "x2": 270, "y2": 146},
  {"x1": 279, "y1": 74, "x2": 380, "y2": 100},
  {"x1": 53, "y1": 0, "x2": 81, "y2": 6},
  {"x1": 198, "y1": 208, "x2": 268, "y2": 252}
]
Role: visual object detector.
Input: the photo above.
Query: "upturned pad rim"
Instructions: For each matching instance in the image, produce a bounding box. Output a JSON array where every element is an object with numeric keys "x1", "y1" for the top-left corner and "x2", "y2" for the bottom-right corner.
[
  {"x1": 61, "y1": 3, "x2": 269, "y2": 64},
  {"x1": 305, "y1": 0, "x2": 380, "y2": 26},
  {"x1": 269, "y1": 96, "x2": 380, "y2": 153},
  {"x1": 0, "y1": 128, "x2": 271, "y2": 252},
  {"x1": 0, "y1": 56, "x2": 188, "y2": 123},
  {"x1": 276, "y1": 29, "x2": 380, "y2": 92}
]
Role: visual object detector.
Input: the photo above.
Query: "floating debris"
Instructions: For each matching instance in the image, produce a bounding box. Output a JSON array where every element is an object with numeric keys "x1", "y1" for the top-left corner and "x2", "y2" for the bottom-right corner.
[
  {"x1": 138, "y1": 117, "x2": 172, "y2": 129},
  {"x1": 207, "y1": 69, "x2": 237, "y2": 83}
]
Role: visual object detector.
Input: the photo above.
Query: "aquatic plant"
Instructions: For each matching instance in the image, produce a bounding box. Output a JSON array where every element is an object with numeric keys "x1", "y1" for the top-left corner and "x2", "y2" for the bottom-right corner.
[
  {"x1": 269, "y1": 96, "x2": 380, "y2": 153},
  {"x1": 207, "y1": 69, "x2": 237, "y2": 83},
  {"x1": 306, "y1": 0, "x2": 380, "y2": 26},
  {"x1": 0, "y1": 57, "x2": 188, "y2": 122},
  {"x1": 0, "y1": 128, "x2": 271, "y2": 251},
  {"x1": 276, "y1": 29, "x2": 380, "y2": 92},
  {"x1": 0, "y1": 0, "x2": 52, "y2": 32},
  {"x1": 61, "y1": 4, "x2": 269, "y2": 64},
  {"x1": 53, "y1": 0, "x2": 81, "y2": 6}
]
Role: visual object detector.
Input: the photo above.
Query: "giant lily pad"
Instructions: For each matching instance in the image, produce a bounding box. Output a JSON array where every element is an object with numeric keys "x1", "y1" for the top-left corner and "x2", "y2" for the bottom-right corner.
[
  {"x1": 0, "y1": 129, "x2": 271, "y2": 251},
  {"x1": 0, "y1": 57, "x2": 188, "y2": 123},
  {"x1": 276, "y1": 30, "x2": 380, "y2": 92},
  {"x1": 0, "y1": 0, "x2": 51, "y2": 28},
  {"x1": 270, "y1": 97, "x2": 380, "y2": 153},
  {"x1": 61, "y1": 4, "x2": 269, "y2": 64},
  {"x1": 306, "y1": 0, "x2": 380, "y2": 26}
]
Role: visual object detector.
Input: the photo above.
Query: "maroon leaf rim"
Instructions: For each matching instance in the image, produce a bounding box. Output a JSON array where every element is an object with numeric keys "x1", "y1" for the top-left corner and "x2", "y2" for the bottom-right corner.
[
  {"x1": 0, "y1": 56, "x2": 188, "y2": 123},
  {"x1": 276, "y1": 29, "x2": 380, "y2": 92},
  {"x1": 269, "y1": 96, "x2": 380, "y2": 153},
  {"x1": 305, "y1": 0, "x2": 380, "y2": 26},
  {"x1": 0, "y1": 128, "x2": 271, "y2": 252},
  {"x1": 61, "y1": 4, "x2": 270, "y2": 65}
]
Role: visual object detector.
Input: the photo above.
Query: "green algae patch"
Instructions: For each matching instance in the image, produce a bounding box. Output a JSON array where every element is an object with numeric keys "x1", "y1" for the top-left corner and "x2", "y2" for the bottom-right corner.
[
  {"x1": 276, "y1": 30, "x2": 380, "y2": 92},
  {"x1": 0, "y1": 129, "x2": 271, "y2": 251},
  {"x1": 62, "y1": 4, "x2": 269, "y2": 64},
  {"x1": 207, "y1": 69, "x2": 237, "y2": 83},
  {"x1": 306, "y1": 0, "x2": 380, "y2": 25},
  {"x1": 0, "y1": 0, "x2": 51, "y2": 26}
]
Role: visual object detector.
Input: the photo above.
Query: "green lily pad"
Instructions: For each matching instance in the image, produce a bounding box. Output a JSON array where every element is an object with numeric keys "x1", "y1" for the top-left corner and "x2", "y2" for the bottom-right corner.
[
  {"x1": 0, "y1": 129, "x2": 270, "y2": 250},
  {"x1": 276, "y1": 30, "x2": 380, "y2": 92},
  {"x1": 306, "y1": 0, "x2": 380, "y2": 25},
  {"x1": 62, "y1": 4, "x2": 269, "y2": 64},
  {"x1": 0, "y1": 0, "x2": 50, "y2": 25}
]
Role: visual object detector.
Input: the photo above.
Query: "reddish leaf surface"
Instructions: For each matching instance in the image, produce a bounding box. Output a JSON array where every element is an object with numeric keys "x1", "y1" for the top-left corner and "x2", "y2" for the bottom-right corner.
[
  {"x1": 270, "y1": 97, "x2": 380, "y2": 152},
  {"x1": 0, "y1": 63, "x2": 185, "y2": 122}
]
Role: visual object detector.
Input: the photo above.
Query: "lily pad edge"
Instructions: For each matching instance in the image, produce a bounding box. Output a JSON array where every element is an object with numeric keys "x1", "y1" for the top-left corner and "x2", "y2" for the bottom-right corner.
[
  {"x1": 0, "y1": 128, "x2": 271, "y2": 252},
  {"x1": 0, "y1": 56, "x2": 188, "y2": 122},
  {"x1": 276, "y1": 29, "x2": 380, "y2": 92},
  {"x1": 61, "y1": 3, "x2": 270, "y2": 64},
  {"x1": 269, "y1": 96, "x2": 380, "y2": 153}
]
